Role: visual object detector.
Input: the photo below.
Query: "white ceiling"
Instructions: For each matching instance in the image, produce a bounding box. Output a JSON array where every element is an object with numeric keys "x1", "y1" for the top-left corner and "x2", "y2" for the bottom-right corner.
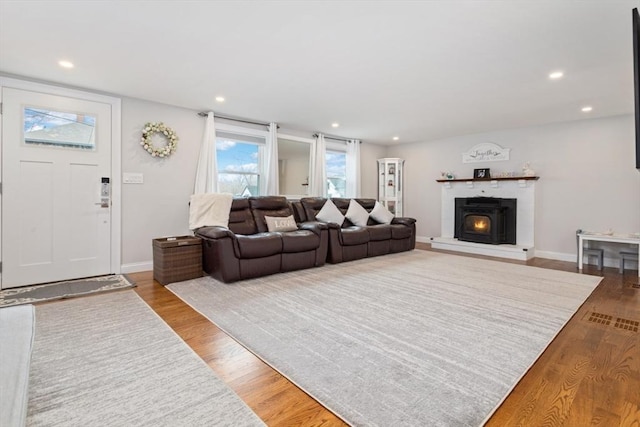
[{"x1": 0, "y1": 0, "x2": 637, "y2": 145}]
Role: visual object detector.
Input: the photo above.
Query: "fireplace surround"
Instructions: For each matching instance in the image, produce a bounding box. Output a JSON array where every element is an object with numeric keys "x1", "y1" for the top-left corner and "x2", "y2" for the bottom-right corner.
[{"x1": 455, "y1": 197, "x2": 517, "y2": 245}]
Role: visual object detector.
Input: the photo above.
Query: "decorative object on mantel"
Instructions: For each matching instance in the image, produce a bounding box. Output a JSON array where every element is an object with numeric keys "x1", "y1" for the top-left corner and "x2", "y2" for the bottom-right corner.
[
  {"x1": 141, "y1": 122, "x2": 178, "y2": 158},
  {"x1": 440, "y1": 171, "x2": 455, "y2": 180},
  {"x1": 462, "y1": 142, "x2": 510, "y2": 163},
  {"x1": 522, "y1": 162, "x2": 535, "y2": 177},
  {"x1": 473, "y1": 168, "x2": 491, "y2": 179}
]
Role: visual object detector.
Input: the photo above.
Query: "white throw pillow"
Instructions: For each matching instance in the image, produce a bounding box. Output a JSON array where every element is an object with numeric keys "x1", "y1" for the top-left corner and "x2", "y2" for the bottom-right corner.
[
  {"x1": 370, "y1": 201, "x2": 395, "y2": 225},
  {"x1": 265, "y1": 215, "x2": 298, "y2": 232},
  {"x1": 345, "y1": 200, "x2": 370, "y2": 227},
  {"x1": 315, "y1": 199, "x2": 345, "y2": 225}
]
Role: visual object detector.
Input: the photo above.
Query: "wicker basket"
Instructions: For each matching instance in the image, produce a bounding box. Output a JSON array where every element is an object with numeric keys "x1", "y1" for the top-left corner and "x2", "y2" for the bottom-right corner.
[{"x1": 153, "y1": 236, "x2": 202, "y2": 285}]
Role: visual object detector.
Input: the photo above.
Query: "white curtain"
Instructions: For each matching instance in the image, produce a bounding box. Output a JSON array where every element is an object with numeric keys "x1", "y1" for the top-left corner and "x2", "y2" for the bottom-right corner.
[
  {"x1": 346, "y1": 139, "x2": 361, "y2": 198},
  {"x1": 310, "y1": 133, "x2": 327, "y2": 197},
  {"x1": 262, "y1": 122, "x2": 279, "y2": 195},
  {"x1": 193, "y1": 112, "x2": 218, "y2": 194}
]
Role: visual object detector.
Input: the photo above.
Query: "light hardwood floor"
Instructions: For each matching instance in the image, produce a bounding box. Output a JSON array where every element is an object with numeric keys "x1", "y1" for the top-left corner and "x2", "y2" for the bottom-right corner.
[{"x1": 130, "y1": 244, "x2": 640, "y2": 426}]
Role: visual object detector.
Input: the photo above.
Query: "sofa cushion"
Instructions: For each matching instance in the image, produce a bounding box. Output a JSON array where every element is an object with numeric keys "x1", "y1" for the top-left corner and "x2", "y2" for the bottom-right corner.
[
  {"x1": 236, "y1": 233, "x2": 282, "y2": 258},
  {"x1": 331, "y1": 198, "x2": 351, "y2": 215},
  {"x1": 391, "y1": 224, "x2": 413, "y2": 239},
  {"x1": 345, "y1": 200, "x2": 370, "y2": 226},
  {"x1": 299, "y1": 197, "x2": 326, "y2": 221},
  {"x1": 281, "y1": 230, "x2": 321, "y2": 252},
  {"x1": 228, "y1": 198, "x2": 258, "y2": 235},
  {"x1": 368, "y1": 224, "x2": 392, "y2": 241},
  {"x1": 340, "y1": 227, "x2": 370, "y2": 246},
  {"x1": 265, "y1": 215, "x2": 298, "y2": 232},
  {"x1": 249, "y1": 196, "x2": 294, "y2": 233},
  {"x1": 316, "y1": 199, "x2": 345, "y2": 225},
  {"x1": 370, "y1": 201, "x2": 395, "y2": 225}
]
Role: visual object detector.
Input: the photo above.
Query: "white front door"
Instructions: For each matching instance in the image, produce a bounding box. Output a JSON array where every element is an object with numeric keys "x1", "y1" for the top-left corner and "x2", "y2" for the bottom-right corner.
[{"x1": 1, "y1": 87, "x2": 113, "y2": 288}]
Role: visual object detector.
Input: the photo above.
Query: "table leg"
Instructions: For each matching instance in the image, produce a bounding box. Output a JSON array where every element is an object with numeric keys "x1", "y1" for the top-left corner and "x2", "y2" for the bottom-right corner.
[{"x1": 578, "y1": 235, "x2": 584, "y2": 270}]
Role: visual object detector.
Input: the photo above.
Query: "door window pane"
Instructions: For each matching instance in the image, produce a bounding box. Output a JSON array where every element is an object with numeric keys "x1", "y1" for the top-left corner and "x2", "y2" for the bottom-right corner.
[
  {"x1": 326, "y1": 151, "x2": 346, "y2": 197},
  {"x1": 24, "y1": 107, "x2": 96, "y2": 150}
]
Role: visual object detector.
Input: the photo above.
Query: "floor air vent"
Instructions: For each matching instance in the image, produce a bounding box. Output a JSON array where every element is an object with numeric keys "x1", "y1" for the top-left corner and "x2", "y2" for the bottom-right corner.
[
  {"x1": 586, "y1": 312, "x2": 612, "y2": 326},
  {"x1": 614, "y1": 318, "x2": 639, "y2": 333}
]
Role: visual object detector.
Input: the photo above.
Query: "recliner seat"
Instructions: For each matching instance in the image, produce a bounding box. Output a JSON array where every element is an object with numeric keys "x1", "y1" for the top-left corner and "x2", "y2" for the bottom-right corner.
[{"x1": 196, "y1": 196, "x2": 328, "y2": 283}]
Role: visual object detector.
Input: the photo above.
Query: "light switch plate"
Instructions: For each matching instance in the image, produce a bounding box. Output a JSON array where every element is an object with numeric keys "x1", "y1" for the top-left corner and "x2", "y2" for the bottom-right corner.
[{"x1": 123, "y1": 172, "x2": 144, "y2": 184}]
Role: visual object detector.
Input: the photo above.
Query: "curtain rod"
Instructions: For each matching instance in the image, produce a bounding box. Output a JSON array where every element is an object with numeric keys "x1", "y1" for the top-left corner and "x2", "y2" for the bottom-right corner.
[
  {"x1": 313, "y1": 133, "x2": 361, "y2": 143},
  {"x1": 197, "y1": 111, "x2": 276, "y2": 128}
]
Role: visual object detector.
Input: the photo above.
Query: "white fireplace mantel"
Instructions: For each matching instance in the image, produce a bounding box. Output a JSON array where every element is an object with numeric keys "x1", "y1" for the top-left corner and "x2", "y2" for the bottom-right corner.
[{"x1": 431, "y1": 177, "x2": 537, "y2": 260}]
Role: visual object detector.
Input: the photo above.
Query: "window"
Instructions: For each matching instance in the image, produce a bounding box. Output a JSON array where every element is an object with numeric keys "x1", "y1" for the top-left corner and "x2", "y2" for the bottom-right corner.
[
  {"x1": 216, "y1": 130, "x2": 265, "y2": 196},
  {"x1": 326, "y1": 149, "x2": 346, "y2": 197},
  {"x1": 23, "y1": 107, "x2": 96, "y2": 150}
]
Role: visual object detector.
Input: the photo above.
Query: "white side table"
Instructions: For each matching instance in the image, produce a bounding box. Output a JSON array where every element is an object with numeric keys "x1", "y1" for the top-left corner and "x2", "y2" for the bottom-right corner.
[{"x1": 577, "y1": 232, "x2": 640, "y2": 277}]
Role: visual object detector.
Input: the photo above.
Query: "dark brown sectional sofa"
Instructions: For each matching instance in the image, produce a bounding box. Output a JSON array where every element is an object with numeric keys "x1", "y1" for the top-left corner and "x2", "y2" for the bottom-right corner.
[
  {"x1": 196, "y1": 196, "x2": 328, "y2": 283},
  {"x1": 292, "y1": 197, "x2": 416, "y2": 264},
  {"x1": 195, "y1": 196, "x2": 416, "y2": 283}
]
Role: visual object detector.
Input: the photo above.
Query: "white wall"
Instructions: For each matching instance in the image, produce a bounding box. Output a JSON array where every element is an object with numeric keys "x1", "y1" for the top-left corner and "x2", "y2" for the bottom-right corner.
[
  {"x1": 121, "y1": 98, "x2": 203, "y2": 271},
  {"x1": 360, "y1": 143, "x2": 388, "y2": 198},
  {"x1": 120, "y1": 97, "x2": 639, "y2": 269},
  {"x1": 387, "y1": 114, "x2": 640, "y2": 261},
  {"x1": 120, "y1": 100, "x2": 390, "y2": 270}
]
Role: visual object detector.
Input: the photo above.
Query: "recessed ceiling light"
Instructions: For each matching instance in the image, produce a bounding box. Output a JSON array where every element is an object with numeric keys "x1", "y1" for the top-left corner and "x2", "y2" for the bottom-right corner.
[
  {"x1": 392, "y1": 136, "x2": 399, "y2": 141},
  {"x1": 548, "y1": 71, "x2": 564, "y2": 80},
  {"x1": 215, "y1": 96, "x2": 225, "y2": 103},
  {"x1": 58, "y1": 60, "x2": 74, "y2": 69},
  {"x1": 581, "y1": 106, "x2": 593, "y2": 112},
  {"x1": 331, "y1": 122, "x2": 339, "y2": 128}
]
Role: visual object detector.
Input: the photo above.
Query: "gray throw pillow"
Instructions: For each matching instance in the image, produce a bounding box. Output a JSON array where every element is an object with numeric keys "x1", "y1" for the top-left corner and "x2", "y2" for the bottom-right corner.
[
  {"x1": 315, "y1": 199, "x2": 345, "y2": 225},
  {"x1": 370, "y1": 201, "x2": 395, "y2": 224},
  {"x1": 265, "y1": 215, "x2": 298, "y2": 232},
  {"x1": 345, "y1": 200, "x2": 370, "y2": 226}
]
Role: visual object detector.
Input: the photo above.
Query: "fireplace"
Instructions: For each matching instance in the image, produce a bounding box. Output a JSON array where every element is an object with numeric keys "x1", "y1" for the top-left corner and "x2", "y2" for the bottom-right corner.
[{"x1": 455, "y1": 197, "x2": 516, "y2": 244}]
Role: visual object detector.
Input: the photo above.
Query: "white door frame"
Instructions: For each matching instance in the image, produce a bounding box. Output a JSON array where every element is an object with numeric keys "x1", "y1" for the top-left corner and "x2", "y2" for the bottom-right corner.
[{"x1": 0, "y1": 76, "x2": 122, "y2": 279}]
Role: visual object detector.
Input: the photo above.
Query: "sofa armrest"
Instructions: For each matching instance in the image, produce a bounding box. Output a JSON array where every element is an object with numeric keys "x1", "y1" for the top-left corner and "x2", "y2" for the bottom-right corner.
[
  {"x1": 195, "y1": 226, "x2": 235, "y2": 240},
  {"x1": 298, "y1": 221, "x2": 329, "y2": 236},
  {"x1": 391, "y1": 217, "x2": 416, "y2": 226}
]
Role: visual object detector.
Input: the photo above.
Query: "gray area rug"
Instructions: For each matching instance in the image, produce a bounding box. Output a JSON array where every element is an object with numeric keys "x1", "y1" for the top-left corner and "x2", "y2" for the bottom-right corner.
[
  {"x1": 27, "y1": 290, "x2": 265, "y2": 426},
  {"x1": 0, "y1": 274, "x2": 135, "y2": 307},
  {"x1": 168, "y1": 250, "x2": 602, "y2": 427}
]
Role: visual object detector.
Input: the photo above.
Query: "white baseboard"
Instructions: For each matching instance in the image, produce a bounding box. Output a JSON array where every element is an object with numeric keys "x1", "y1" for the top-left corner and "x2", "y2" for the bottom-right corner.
[
  {"x1": 535, "y1": 250, "x2": 626, "y2": 269},
  {"x1": 416, "y1": 235, "x2": 431, "y2": 243},
  {"x1": 121, "y1": 261, "x2": 152, "y2": 274},
  {"x1": 533, "y1": 250, "x2": 575, "y2": 263}
]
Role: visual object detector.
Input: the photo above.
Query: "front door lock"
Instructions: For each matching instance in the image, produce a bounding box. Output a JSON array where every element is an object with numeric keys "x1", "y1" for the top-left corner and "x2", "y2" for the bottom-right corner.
[{"x1": 99, "y1": 177, "x2": 110, "y2": 208}]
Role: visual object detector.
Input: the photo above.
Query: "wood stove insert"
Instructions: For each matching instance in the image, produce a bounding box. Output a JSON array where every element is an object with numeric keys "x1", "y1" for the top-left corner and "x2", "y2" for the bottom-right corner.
[{"x1": 455, "y1": 197, "x2": 517, "y2": 245}]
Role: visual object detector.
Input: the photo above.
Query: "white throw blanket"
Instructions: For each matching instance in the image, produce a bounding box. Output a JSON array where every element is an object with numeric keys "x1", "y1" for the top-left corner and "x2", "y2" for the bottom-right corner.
[{"x1": 189, "y1": 193, "x2": 233, "y2": 230}]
